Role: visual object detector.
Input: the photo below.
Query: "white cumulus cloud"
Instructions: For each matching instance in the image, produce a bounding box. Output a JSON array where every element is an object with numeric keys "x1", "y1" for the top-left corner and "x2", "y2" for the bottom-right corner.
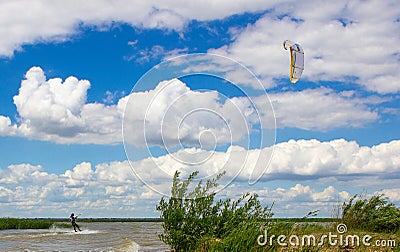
[
  {"x1": 5, "y1": 66, "x2": 124, "y2": 144},
  {"x1": 123, "y1": 78, "x2": 261, "y2": 148}
]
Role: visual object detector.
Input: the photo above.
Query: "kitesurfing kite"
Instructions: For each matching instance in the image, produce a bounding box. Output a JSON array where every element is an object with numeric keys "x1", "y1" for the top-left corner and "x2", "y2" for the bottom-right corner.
[{"x1": 283, "y1": 40, "x2": 304, "y2": 84}]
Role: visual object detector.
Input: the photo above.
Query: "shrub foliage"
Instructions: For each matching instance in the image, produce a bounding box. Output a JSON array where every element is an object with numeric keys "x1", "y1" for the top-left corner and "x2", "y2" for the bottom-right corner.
[
  {"x1": 342, "y1": 194, "x2": 400, "y2": 233},
  {"x1": 156, "y1": 171, "x2": 273, "y2": 251}
]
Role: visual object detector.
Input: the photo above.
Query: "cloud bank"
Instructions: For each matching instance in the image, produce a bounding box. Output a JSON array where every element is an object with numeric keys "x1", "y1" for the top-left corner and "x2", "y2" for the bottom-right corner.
[
  {"x1": 0, "y1": 67, "x2": 382, "y2": 144},
  {"x1": 0, "y1": 138, "x2": 399, "y2": 217}
]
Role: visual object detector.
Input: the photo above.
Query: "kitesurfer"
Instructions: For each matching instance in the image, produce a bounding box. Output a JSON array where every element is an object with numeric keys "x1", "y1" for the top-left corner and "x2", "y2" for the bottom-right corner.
[{"x1": 70, "y1": 213, "x2": 82, "y2": 232}]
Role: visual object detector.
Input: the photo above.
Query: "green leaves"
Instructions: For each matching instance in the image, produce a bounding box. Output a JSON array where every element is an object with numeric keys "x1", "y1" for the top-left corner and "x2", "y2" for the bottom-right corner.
[
  {"x1": 342, "y1": 194, "x2": 400, "y2": 233},
  {"x1": 156, "y1": 170, "x2": 273, "y2": 251}
]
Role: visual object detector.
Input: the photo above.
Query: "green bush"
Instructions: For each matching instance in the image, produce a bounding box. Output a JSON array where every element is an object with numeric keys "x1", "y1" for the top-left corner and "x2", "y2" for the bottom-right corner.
[
  {"x1": 342, "y1": 194, "x2": 400, "y2": 233},
  {"x1": 156, "y1": 171, "x2": 273, "y2": 251}
]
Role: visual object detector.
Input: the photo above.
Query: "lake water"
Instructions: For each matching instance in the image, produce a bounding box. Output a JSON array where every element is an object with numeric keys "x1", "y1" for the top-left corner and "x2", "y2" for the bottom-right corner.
[{"x1": 0, "y1": 222, "x2": 170, "y2": 251}]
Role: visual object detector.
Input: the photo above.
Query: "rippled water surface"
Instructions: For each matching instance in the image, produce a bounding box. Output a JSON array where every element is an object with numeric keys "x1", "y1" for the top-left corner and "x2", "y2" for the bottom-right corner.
[{"x1": 0, "y1": 222, "x2": 170, "y2": 251}]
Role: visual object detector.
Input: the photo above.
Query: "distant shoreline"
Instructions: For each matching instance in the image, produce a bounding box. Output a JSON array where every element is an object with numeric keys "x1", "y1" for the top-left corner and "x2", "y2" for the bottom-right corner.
[
  {"x1": 0, "y1": 217, "x2": 163, "y2": 230},
  {"x1": 37, "y1": 217, "x2": 164, "y2": 222},
  {"x1": 2, "y1": 217, "x2": 335, "y2": 221},
  {"x1": 1, "y1": 217, "x2": 335, "y2": 226}
]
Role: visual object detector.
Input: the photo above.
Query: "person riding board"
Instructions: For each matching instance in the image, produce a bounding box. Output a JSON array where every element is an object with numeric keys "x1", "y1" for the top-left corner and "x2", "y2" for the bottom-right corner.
[{"x1": 70, "y1": 213, "x2": 82, "y2": 232}]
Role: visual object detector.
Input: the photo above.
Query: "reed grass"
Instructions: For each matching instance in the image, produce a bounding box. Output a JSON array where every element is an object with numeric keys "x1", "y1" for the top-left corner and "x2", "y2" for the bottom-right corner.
[{"x1": 0, "y1": 218, "x2": 55, "y2": 230}]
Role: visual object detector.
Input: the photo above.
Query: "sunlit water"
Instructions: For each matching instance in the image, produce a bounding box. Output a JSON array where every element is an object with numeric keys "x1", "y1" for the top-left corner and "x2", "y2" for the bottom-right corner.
[{"x1": 0, "y1": 222, "x2": 170, "y2": 251}]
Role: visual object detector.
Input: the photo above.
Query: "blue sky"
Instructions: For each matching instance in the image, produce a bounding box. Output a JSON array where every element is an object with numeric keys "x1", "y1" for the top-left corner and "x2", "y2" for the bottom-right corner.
[{"x1": 0, "y1": 0, "x2": 399, "y2": 218}]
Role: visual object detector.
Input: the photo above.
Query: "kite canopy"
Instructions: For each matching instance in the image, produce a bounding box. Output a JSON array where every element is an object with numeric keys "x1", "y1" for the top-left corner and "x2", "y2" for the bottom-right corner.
[{"x1": 283, "y1": 40, "x2": 304, "y2": 84}]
